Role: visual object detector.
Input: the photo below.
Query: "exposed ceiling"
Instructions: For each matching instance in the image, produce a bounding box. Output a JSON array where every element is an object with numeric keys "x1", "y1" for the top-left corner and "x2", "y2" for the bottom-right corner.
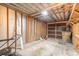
[{"x1": 1, "y1": 3, "x2": 73, "y2": 22}]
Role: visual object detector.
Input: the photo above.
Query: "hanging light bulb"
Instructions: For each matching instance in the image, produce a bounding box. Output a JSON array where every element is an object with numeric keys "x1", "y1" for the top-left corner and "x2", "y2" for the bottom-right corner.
[{"x1": 41, "y1": 10, "x2": 48, "y2": 16}]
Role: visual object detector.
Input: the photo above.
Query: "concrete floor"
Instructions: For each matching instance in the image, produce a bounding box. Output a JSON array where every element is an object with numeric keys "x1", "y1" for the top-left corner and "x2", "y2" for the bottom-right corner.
[{"x1": 17, "y1": 38, "x2": 79, "y2": 56}]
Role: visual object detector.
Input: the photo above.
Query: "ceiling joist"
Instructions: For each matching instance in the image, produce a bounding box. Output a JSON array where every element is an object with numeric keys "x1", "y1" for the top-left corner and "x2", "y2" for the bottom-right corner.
[{"x1": 0, "y1": 3, "x2": 73, "y2": 22}]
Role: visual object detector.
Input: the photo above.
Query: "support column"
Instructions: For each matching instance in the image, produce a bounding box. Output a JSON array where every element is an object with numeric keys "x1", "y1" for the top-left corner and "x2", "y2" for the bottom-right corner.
[
  {"x1": 55, "y1": 24, "x2": 57, "y2": 40},
  {"x1": 20, "y1": 13, "x2": 24, "y2": 49},
  {"x1": 7, "y1": 7, "x2": 9, "y2": 47},
  {"x1": 15, "y1": 11, "x2": 17, "y2": 53}
]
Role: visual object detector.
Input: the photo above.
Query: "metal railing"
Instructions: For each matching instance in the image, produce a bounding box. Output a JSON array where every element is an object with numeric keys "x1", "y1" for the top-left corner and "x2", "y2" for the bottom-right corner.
[{"x1": 0, "y1": 34, "x2": 22, "y2": 55}]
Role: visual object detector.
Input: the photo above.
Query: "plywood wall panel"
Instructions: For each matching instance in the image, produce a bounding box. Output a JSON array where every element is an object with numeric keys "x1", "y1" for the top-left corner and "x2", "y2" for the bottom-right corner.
[
  {"x1": 69, "y1": 4, "x2": 79, "y2": 53},
  {"x1": 22, "y1": 15, "x2": 27, "y2": 44},
  {"x1": 36, "y1": 21, "x2": 40, "y2": 39},
  {"x1": 8, "y1": 8, "x2": 15, "y2": 39},
  {"x1": 26, "y1": 16, "x2": 31, "y2": 42},
  {"x1": 41, "y1": 22, "x2": 47, "y2": 37},
  {"x1": 36, "y1": 20, "x2": 47, "y2": 40},
  {"x1": 0, "y1": 5, "x2": 47, "y2": 46},
  {"x1": 26, "y1": 16, "x2": 47, "y2": 43},
  {"x1": 70, "y1": 4, "x2": 79, "y2": 24},
  {"x1": 30, "y1": 18, "x2": 35, "y2": 42},
  {"x1": 72, "y1": 23, "x2": 79, "y2": 52},
  {"x1": 17, "y1": 12, "x2": 21, "y2": 35},
  {"x1": 0, "y1": 5, "x2": 7, "y2": 40},
  {"x1": 75, "y1": 4, "x2": 79, "y2": 11},
  {"x1": 34, "y1": 20, "x2": 37, "y2": 40}
]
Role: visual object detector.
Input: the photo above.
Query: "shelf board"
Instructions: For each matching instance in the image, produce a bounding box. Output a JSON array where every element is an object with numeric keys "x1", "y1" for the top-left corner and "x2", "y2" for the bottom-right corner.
[
  {"x1": 48, "y1": 30, "x2": 55, "y2": 31},
  {"x1": 56, "y1": 34, "x2": 62, "y2": 36},
  {"x1": 48, "y1": 34, "x2": 55, "y2": 35},
  {"x1": 47, "y1": 21, "x2": 67, "y2": 24},
  {"x1": 48, "y1": 34, "x2": 62, "y2": 36},
  {"x1": 48, "y1": 30, "x2": 62, "y2": 32},
  {"x1": 48, "y1": 27, "x2": 55, "y2": 28}
]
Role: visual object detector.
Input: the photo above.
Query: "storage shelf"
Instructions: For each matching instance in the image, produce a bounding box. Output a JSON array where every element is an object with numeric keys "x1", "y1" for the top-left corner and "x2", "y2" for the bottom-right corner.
[
  {"x1": 56, "y1": 34, "x2": 62, "y2": 36},
  {"x1": 47, "y1": 21, "x2": 66, "y2": 38}
]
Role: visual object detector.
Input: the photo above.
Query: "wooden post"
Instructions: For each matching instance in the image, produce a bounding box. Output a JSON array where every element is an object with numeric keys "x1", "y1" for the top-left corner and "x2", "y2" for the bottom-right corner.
[
  {"x1": 20, "y1": 13, "x2": 24, "y2": 49},
  {"x1": 7, "y1": 7, "x2": 9, "y2": 47},
  {"x1": 47, "y1": 23, "x2": 48, "y2": 38},
  {"x1": 21, "y1": 14, "x2": 23, "y2": 41},
  {"x1": 15, "y1": 11, "x2": 17, "y2": 53},
  {"x1": 67, "y1": 3, "x2": 76, "y2": 26},
  {"x1": 55, "y1": 24, "x2": 57, "y2": 40},
  {"x1": 26, "y1": 16, "x2": 30, "y2": 42}
]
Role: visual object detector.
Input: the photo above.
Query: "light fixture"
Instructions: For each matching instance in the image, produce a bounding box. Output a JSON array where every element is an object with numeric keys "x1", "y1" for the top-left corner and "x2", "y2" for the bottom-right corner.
[{"x1": 41, "y1": 10, "x2": 48, "y2": 16}]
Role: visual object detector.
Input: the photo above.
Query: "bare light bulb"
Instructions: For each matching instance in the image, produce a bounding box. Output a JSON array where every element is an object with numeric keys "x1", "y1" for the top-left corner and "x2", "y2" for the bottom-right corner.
[{"x1": 41, "y1": 11, "x2": 48, "y2": 16}]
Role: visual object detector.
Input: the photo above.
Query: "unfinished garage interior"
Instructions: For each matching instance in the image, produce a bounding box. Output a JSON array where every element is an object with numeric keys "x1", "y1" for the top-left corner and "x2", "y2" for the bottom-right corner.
[{"x1": 0, "y1": 3, "x2": 79, "y2": 56}]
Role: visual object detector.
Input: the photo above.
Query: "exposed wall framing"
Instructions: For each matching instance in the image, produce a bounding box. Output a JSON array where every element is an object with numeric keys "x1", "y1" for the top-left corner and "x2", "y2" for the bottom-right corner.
[{"x1": 0, "y1": 5, "x2": 47, "y2": 52}]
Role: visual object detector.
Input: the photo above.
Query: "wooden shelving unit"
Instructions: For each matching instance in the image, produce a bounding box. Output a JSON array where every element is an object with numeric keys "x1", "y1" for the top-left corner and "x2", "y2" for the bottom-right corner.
[{"x1": 47, "y1": 21, "x2": 67, "y2": 39}]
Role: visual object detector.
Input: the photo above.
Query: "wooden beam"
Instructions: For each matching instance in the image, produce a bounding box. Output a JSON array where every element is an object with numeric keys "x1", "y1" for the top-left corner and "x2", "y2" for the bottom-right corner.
[
  {"x1": 62, "y1": 5, "x2": 67, "y2": 20},
  {"x1": 26, "y1": 4, "x2": 39, "y2": 12},
  {"x1": 15, "y1": 4, "x2": 33, "y2": 14},
  {"x1": 0, "y1": 3, "x2": 30, "y2": 16},
  {"x1": 48, "y1": 11, "x2": 57, "y2": 21},
  {"x1": 61, "y1": 12, "x2": 65, "y2": 20},
  {"x1": 54, "y1": 7, "x2": 65, "y2": 21},
  {"x1": 30, "y1": 4, "x2": 65, "y2": 17},
  {"x1": 31, "y1": 12, "x2": 41, "y2": 17},
  {"x1": 55, "y1": 24, "x2": 57, "y2": 40},
  {"x1": 21, "y1": 13, "x2": 23, "y2": 36},
  {"x1": 63, "y1": 9, "x2": 66, "y2": 20},
  {"x1": 67, "y1": 3, "x2": 77, "y2": 26},
  {"x1": 51, "y1": 9, "x2": 60, "y2": 21},
  {"x1": 7, "y1": 7, "x2": 9, "y2": 47},
  {"x1": 21, "y1": 4, "x2": 35, "y2": 13},
  {"x1": 58, "y1": 7, "x2": 64, "y2": 20},
  {"x1": 67, "y1": 10, "x2": 71, "y2": 20},
  {"x1": 75, "y1": 10, "x2": 79, "y2": 13},
  {"x1": 48, "y1": 14, "x2": 56, "y2": 21},
  {"x1": 26, "y1": 16, "x2": 30, "y2": 42},
  {"x1": 11, "y1": 3, "x2": 31, "y2": 14},
  {"x1": 58, "y1": 5, "x2": 65, "y2": 20},
  {"x1": 20, "y1": 13, "x2": 24, "y2": 49},
  {"x1": 47, "y1": 21, "x2": 68, "y2": 24},
  {"x1": 15, "y1": 11, "x2": 17, "y2": 53}
]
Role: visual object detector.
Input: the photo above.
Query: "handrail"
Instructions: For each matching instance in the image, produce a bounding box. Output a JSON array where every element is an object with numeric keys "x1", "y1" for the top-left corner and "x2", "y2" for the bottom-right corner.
[
  {"x1": 0, "y1": 34, "x2": 21, "y2": 42},
  {"x1": 0, "y1": 42, "x2": 7, "y2": 48},
  {"x1": 9, "y1": 34, "x2": 21, "y2": 47},
  {"x1": 0, "y1": 34, "x2": 22, "y2": 49},
  {"x1": 0, "y1": 38, "x2": 14, "y2": 42},
  {"x1": 0, "y1": 35, "x2": 15, "y2": 42}
]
